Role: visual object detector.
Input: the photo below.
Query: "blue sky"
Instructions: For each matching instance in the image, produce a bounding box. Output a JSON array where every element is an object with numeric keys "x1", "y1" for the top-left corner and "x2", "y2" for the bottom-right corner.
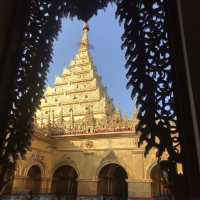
[{"x1": 47, "y1": 4, "x2": 135, "y2": 117}]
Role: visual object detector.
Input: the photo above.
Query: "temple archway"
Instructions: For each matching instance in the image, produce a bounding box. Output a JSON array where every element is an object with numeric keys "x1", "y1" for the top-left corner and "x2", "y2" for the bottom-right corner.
[
  {"x1": 98, "y1": 163, "x2": 128, "y2": 200},
  {"x1": 26, "y1": 165, "x2": 42, "y2": 193},
  {"x1": 150, "y1": 164, "x2": 169, "y2": 197},
  {"x1": 51, "y1": 165, "x2": 78, "y2": 199}
]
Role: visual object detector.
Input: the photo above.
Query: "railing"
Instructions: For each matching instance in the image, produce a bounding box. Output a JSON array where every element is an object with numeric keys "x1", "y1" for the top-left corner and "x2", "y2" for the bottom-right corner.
[{"x1": 50, "y1": 127, "x2": 134, "y2": 137}]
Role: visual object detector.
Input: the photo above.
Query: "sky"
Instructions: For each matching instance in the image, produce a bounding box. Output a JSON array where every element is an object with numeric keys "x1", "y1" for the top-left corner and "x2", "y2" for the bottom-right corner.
[{"x1": 47, "y1": 3, "x2": 135, "y2": 118}]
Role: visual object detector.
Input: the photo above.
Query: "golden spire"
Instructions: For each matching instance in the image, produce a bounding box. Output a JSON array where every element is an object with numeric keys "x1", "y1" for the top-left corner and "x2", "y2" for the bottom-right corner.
[
  {"x1": 35, "y1": 21, "x2": 118, "y2": 134},
  {"x1": 80, "y1": 22, "x2": 89, "y2": 51}
]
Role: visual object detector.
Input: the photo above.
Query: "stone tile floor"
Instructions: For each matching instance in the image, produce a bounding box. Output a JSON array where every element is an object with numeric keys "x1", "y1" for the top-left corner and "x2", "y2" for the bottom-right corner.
[{"x1": 0, "y1": 194, "x2": 170, "y2": 200}]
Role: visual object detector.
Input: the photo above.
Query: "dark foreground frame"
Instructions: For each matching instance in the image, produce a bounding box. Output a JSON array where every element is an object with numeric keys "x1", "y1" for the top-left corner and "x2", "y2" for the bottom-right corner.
[{"x1": 0, "y1": 0, "x2": 199, "y2": 199}]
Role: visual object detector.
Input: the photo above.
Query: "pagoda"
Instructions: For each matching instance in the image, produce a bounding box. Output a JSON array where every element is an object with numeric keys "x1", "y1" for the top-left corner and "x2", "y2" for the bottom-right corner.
[
  {"x1": 11, "y1": 23, "x2": 161, "y2": 200},
  {"x1": 35, "y1": 23, "x2": 133, "y2": 135}
]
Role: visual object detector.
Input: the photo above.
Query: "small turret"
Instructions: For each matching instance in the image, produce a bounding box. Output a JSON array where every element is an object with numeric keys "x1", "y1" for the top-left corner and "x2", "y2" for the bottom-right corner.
[{"x1": 80, "y1": 22, "x2": 90, "y2": 52}]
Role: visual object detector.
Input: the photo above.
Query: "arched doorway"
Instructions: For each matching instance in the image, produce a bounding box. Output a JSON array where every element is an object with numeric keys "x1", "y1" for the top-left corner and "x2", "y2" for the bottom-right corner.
[
  {"x1": 26, "y1": 165, "x2": 42, "y2": 193},
  {"x1": 98, "y1": 163, "x2": 128, "y2": 200},
  {"x1": 150, "y1": 164, "x2": 169, "y2": 197},
  {"x1": 51, "y1": 165, "x2": 78, "y2": 199}
]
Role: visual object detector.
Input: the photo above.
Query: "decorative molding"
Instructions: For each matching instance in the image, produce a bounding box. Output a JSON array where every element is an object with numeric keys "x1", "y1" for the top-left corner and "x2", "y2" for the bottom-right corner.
[
  {"x1": 52, "y1": 155, "x2": 79, "y2": 176},
  {"x1": 31, "y1": 152, "x2": 44, "y2": 162},
  {"x1": 61, "y1": 155, "x2": 76, "y2": 166},
  {"x1": 101, "y1": 150, "x2": 118, "y2": 164}
]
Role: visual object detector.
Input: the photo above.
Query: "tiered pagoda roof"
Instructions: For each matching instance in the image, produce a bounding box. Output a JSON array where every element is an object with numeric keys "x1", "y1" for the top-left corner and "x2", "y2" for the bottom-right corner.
[{"x1": 35, "y1": 23, "x2": 135, "y2": 136}]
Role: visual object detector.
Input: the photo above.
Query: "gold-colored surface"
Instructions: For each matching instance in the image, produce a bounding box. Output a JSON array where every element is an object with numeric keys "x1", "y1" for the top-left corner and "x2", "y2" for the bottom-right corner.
[
  {"x1": 12, "y1": 23, "x2": 166, "y2": 198},
  {"x1": 35, "y1": 22, "x2": 117, "y2": 134}
]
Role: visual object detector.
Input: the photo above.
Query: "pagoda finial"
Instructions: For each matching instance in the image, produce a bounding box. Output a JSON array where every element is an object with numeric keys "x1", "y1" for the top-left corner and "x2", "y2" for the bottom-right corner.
[
  {"x1": 80, "y1": 22, "x2": 89, "y2": 51},
  {"x1": 83, "y1": 22, "x2": 89, "y2": 31}
]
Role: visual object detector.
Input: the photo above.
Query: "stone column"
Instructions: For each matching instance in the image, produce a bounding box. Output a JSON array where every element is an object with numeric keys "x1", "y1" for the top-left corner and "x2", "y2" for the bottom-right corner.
[
  {"x1": 12, "y1": 176, "x2": 27, "y2": 193},
  {"x1": 40, "y1": 177, "x2": 51, "y2": 193},
  {"x1": 127, "y1": 178, "x2": 152, "y2": 199},
  {"x1": 77, "y1": 179, "x2": 98, "y2": 199}
]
